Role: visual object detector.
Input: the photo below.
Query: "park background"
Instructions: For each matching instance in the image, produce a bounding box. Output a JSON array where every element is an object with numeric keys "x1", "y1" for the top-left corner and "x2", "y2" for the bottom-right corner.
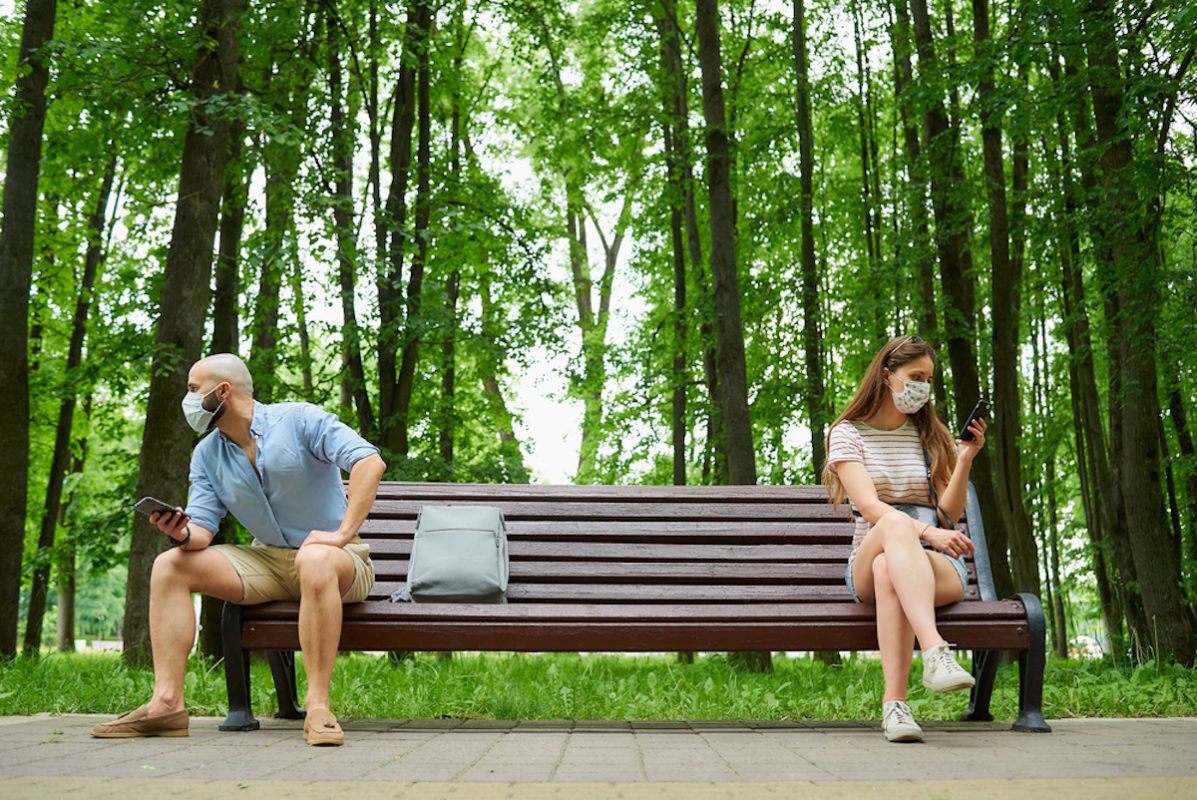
[{"x1": 1, "y1": 0, "x2": 1195, "y2": 713}]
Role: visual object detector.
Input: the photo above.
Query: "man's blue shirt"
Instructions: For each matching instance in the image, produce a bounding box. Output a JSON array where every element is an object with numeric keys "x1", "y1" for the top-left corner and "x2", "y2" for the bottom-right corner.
[{"x1": 184, "y1": 401, "x2": 380, "y2": 548}]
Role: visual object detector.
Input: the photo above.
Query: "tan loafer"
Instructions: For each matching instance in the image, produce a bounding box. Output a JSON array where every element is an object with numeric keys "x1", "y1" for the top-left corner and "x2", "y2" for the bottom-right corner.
[
  {"x1": 303, "y1": 709, "x2": 344, "y2": 746},
  {"x1": 91, "y1": 704, "x2": 189, "y2": 738}
]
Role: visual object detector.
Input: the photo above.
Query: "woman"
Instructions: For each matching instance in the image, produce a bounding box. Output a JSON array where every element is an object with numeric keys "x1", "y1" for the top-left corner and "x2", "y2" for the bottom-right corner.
[{"x1": 822, "y1": 335, "x2": 988, "y2": 743}]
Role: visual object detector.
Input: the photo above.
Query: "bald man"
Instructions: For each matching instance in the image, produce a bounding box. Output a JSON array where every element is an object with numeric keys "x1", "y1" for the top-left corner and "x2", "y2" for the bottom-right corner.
[{"x1": 92, "y1": 353, "x2": 387, "y2": 746}]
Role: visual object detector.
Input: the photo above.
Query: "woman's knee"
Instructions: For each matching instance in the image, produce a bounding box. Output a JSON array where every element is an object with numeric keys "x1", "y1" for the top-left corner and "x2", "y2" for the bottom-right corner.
[
  {"x1": 871, "y1": 553, "x2": 894, "y2": 594},
  {"x1": 877, "y1": 511, "x2": 917, "y2": 545}
]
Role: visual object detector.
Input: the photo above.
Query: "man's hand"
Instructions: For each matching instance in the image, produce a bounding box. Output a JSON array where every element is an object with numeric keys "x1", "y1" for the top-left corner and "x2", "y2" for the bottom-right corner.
[
  {"x1": 301, "y1": 529, "x2": 350, "y2": 549},
  {"x1": 150, "y1": 509, "x2": 191, "y2": 544}
]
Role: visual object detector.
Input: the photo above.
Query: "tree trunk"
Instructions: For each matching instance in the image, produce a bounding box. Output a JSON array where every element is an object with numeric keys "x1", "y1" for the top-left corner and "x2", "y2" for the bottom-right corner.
[
  {"x1": 1085, "y1": 0, "x2": 1194, "y2": 664},
  {"x1": 478, "y1": 277, "x2": 523, "y2": 466},
  {"x1": 23, "y1": 155, "x2": 116, "y2": 657},
  {"x1": 211, "y1": 117, "x2": 245, "y2": 355},
  {"x1": 1166, "y1": 386, "x2": 1197, "y2": 612},
  {"x1": 695, "y1": 0, "x2": 755, "y2": 488},
  {"x1": 0, "y1": 0, "x2": 55, "y2": 659},
  {"x1": 794, "y1": 0, "x2": 826, "y2": 474},
  {"x1": 123, "y1": 0, "x2": 241, "y2": 666},
  {"x1": 378, "y1": 0, "x2": 427, "y2": 453},
  {"x1": 290, "y1": 257, "x2": 314, "y2": 395},
  {"x1": 1049, "y1": 50, "x2": 1128, "y2": 654},
  {"x1": 974, "y1": 0, "x2": 1039, "y2": 596},
  {"x1": 328, "y1": 24, "x2": 375, "y2": 440},
  {"x1": 393, "y1": 4, "x2": 435, "y2": 457},
  {"x1": 439, "y1": 269, "x2": 459, "y2": 472},
  {"x1": 851, "y1": 0, "x2": 884, "y2": 341},
  {"x1": 251, "y1": 140, "x2": 293, "y2": 402},
  {"x1": 657, "y1": 1, "x2": 688, "y2": 487},
  {"x1": 56, "y1": 397, "x2": 89, "y2": 653}
]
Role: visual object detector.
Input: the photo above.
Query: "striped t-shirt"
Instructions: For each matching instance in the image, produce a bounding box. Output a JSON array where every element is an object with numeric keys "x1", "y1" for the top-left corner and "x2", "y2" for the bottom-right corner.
[{"x1": 827, "y1": 419, "x2": 931, "y2": 559}]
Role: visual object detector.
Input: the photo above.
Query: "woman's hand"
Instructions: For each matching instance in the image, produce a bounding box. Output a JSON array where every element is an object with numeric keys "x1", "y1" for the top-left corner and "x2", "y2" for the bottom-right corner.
[
  {"x1": 921, "y1": 525, "x2": 975, "y2": 558},
  {"x1": 956, "y1": 417, "x2": 988, "y2": 464}
]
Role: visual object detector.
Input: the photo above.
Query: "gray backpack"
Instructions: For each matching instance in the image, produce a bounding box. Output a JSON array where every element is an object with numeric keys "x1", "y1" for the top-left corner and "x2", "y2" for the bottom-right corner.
[{"x1": 391, "y1": 506, "x2": 508, "y2": 603}]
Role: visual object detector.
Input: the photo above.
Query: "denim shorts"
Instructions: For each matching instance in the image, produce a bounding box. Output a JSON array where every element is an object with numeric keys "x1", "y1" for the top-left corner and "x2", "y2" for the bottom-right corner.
[{"x1": 845, "y1": 543, "x2": 968, "y2": 604}]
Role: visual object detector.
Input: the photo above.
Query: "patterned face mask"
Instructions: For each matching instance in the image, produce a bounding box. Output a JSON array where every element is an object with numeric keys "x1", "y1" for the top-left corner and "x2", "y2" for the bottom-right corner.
[{"x1": 889, "y1": 375, "x2": 931, "y2": 414}]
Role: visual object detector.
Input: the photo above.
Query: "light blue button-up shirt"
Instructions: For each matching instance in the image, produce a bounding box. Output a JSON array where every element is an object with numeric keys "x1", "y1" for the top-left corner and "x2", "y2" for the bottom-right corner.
[{"x1": 184, "y1": 401, "x2": 380, "y2": 548}]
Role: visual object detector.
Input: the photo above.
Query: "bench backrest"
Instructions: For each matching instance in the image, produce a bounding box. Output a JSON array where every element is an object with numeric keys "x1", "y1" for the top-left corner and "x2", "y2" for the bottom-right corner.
[{"x1": 358, "y1": 483, "x2": 987, "y2": 606}]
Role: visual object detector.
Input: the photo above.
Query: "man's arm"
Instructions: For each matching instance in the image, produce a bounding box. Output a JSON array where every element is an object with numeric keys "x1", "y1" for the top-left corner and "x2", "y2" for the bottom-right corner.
[{"x1": 302, "y1": 452, "x2": 387, "y2": 548}]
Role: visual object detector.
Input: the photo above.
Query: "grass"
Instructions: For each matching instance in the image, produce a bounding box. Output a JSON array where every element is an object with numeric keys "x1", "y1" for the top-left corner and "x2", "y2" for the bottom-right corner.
[{"x1": 2, "y1": 651, "x2": 1195, "y2": 721}]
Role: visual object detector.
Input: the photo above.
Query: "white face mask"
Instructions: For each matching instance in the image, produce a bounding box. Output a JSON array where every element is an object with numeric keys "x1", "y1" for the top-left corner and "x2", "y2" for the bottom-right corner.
[
  {"x1": 181, "y1": 383, "x2": 227, "y2": 434},
  {"x1": 889, "y1": 375, "x2": 931, "y2": 414}
]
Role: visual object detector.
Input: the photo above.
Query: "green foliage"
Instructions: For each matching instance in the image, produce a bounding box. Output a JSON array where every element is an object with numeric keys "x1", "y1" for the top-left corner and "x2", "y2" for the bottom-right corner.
[{"x1": 7, "y1": 0, "x2": 1197, "y2": 658}]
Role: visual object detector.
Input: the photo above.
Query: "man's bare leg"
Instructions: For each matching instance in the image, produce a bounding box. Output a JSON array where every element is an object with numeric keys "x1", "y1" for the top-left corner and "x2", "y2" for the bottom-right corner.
[
  {"x1": 145, "y1": 548, "x2": 244, "y2": 718},
  {"x1": 293, "y1": 544, "x2": 356, "y2": 713}
]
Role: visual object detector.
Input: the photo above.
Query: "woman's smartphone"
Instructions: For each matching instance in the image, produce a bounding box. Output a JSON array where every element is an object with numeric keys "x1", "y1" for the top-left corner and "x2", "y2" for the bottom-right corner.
[
  {"x1": 958, "y1": 398, "x2": 990, "y2": 441},
  {"x1": 134, "y1": 497, "x2": 183, "y2": 518}
]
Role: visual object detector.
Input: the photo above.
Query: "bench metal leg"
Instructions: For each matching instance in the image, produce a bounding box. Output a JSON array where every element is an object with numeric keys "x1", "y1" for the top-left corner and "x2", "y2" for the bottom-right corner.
[
  {"x1": 1012, "y1": 592, "x2": 1051, "y2": 733},
  {"x1": 960, "y1": 648, "x2": 999, "y2": 722},
  {"x1": 218, "y1": 602, "x2": 260, "y2": 731},
  {"x1": 267, "y1": 651, "x2": 305, "y2": 720}
]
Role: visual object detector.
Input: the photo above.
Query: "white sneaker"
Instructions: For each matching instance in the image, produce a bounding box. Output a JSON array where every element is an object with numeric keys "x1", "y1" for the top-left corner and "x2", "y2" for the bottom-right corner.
[
  {"x1": 881, "y1": 700, "x2": 923, "y2": 742},
  {"x1": 921, "y1": 641, "x2": 976, "y2": 692}
]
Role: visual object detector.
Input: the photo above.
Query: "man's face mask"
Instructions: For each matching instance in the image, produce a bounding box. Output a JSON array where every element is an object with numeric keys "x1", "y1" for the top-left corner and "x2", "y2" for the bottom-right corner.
[
  {"x1": 181, "y1": 382, "x2": 228, "y2": 434},
  {"x1": 888, "y1": 372, "x2": 931, "y2": 414}
]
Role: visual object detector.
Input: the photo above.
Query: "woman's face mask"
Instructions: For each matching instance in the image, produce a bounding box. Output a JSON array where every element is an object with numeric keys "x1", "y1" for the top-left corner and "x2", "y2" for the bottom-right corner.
[
  {"x1": 887, "y1": 371, "x2": 930, "y2": 414},
  {"x1": 181, "y1": 382, "x2": 227, "y2": 434}
]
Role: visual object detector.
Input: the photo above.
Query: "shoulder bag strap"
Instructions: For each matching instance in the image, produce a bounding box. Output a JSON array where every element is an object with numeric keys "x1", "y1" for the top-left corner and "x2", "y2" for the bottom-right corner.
[{"x1": 922, "y1": 448, "x2": 955, "y2": 529}]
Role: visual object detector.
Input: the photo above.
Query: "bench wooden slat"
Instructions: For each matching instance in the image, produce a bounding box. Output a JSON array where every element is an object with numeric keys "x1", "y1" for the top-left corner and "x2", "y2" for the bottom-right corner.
[
  {"x1": 366, "y1": 560, "x2": 978, "y2": 584},
  {"x1": 374, "y1": 483, "x2": 836, "y2": 502},
  {"x1": 363, "y1": 540, "x2": 854, "y2": 562},
  {"x1": 359, "y1": 519, "x2": 857, "y2": 541},
  {"x1": 359, "y1": 582, "x2": 983, "y2": 603},
  {"x1": 367, "y1": 499, "x2": 852, "y2": 521},
  {"x1": 244, "y1": 598, "x2": 1022, "y2": 623},
  {"x1": 242, "y1": 619, "x2": 1032, "y2": 652}
]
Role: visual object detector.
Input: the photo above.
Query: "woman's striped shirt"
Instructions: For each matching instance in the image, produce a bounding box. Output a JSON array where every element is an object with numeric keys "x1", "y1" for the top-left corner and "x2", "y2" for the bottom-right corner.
[{"x1": 827, "y1": 418, "x2": 931, "y2": 560}]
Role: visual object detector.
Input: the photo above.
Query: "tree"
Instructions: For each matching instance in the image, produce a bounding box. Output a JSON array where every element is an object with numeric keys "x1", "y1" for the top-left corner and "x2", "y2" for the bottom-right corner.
[
  {"x1": 793, "y1": 0, "x2": 825, "y2": 472},
  {"x1": 695, "y1": 0, "x2": 755, "y2": 488},
  {"x1": 972, "y1": 0, "x2": 1039, "y2": 595},
  {"x1": 0, "y1": 0, "x2": 57, "y2": 659},
  {"x1": 1083, "y1": 0, "x2": 1194, "y2": 664},
  {"x1": 123, "y1": 0, "x2": 243, "y2": 665},
  {"x1": 23, "y1": 155, "x2": 116, "y2": 656}
]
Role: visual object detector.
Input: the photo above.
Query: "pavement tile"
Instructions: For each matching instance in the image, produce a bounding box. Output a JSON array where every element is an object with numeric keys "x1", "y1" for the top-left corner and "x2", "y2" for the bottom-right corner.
[{"x1": 552, "y1": 765, "x2": 646, "y2": 782}]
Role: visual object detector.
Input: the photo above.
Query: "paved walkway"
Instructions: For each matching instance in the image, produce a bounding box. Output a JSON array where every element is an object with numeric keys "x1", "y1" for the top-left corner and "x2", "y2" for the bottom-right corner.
[{"x1": 1, "y1": 714, "x2": 1194, "y2": 798}]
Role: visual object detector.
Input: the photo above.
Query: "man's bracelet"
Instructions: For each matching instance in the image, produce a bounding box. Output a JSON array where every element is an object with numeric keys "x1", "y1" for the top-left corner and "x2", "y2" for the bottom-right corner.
[
  {"x1": 919, "y1": 523, "x2": 932, "y2": 541},
  {"x1": 175, "y1": 526, "x2": 192, "y2": 549}
]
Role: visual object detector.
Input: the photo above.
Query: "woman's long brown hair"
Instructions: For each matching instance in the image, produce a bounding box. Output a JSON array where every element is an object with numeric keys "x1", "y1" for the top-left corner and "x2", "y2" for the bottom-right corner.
[{"x1": 821, "y1": 335, "x2": 957, "y2": 508}]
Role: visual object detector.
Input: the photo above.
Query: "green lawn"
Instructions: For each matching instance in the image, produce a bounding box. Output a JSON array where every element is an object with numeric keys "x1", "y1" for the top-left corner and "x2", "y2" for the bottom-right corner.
[{"x1": 2, "y1": 651, "x2": 1194, "y2": 721}]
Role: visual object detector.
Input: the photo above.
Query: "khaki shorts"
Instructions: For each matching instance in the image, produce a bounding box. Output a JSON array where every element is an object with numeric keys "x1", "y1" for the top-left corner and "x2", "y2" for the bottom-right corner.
[{"x1": 211, "y1": 539, "x2": 374, "y2": 606}]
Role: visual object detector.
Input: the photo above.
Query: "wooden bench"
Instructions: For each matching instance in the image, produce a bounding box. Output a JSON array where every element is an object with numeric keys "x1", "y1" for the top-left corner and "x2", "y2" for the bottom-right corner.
[{"x1": 219, "y1": 482, "x2": 1050, "y2": 733}]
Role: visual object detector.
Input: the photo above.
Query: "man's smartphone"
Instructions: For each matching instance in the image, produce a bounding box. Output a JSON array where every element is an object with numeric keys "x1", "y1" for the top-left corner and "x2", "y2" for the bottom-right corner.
[
  {"x1": 134, "y1": 496, "x2": 183, "y2": 519},
  {"x1": 958, "y1": 398, "x2": 991, "y2": 442}
]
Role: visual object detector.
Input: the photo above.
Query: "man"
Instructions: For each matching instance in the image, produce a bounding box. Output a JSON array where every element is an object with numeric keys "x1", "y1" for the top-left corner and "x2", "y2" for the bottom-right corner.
[{"x1": 92, "y1": 353, "x2": 386, "y2": 746}]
